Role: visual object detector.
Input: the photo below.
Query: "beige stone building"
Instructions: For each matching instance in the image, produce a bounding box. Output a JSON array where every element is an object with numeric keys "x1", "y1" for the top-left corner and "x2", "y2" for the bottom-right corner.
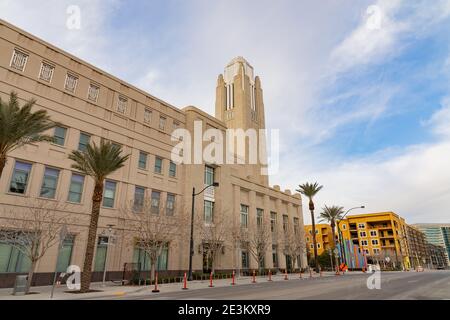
[{"x1": 0, "y1": 19, "x2": 305, "y2": 287}]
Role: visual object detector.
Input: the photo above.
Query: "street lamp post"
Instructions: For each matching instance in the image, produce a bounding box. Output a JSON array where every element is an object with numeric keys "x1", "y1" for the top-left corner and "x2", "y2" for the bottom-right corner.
[
  {"x1": 336, "y1": 206, "x2": 365, "y2": 270},
  {"x1": 188, "y1": 182, "x2": 219, "y2": 281}
]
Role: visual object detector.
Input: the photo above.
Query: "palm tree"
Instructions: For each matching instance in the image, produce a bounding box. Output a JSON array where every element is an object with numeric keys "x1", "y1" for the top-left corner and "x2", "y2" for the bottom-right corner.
[
  {"x1": 0, "y1": 92, "x2": 57, "y2": 179},
  {"x1": 69, "y1": 140, "x2": 129, "y2": 292},
  {"x1": 296, "y1": 182, "x2": 323, "y2": 272},
  {"x1": 319, "y1": 205, "x2": 344, "y2": 273}
]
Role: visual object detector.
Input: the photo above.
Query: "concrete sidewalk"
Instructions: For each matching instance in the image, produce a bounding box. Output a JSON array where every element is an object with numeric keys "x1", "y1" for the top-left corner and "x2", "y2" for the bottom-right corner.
[{"x1": 0, "y1": 271, "x2": 360, "y2": 300}]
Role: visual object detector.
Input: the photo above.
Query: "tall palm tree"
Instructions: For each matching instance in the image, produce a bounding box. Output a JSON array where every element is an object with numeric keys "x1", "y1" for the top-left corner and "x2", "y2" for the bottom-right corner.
[
  {"x1": 296, "y1": 182, "x2": 323, "y2": 272},
  {"x1": 319, "y1": 205, "x2": 344, "y2": 273},
  {"x1": 0, "y1": 92, "x2": 57, "y2": 179},
  {"x1": 69, "y1": 140, "x2": 129, "y2": 292}
]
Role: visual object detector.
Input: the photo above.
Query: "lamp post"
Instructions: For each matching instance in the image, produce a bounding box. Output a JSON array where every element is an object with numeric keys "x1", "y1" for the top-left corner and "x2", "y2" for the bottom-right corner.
[
  {"x1": 336, "y1": 206, "x2": 365, "y2": 269},
  {"x1": 101, "y1": 224, "x2": 116, "y2": 287},
  {"x1": 188, "y1": 182, "x2": 219, "y2": 281}
]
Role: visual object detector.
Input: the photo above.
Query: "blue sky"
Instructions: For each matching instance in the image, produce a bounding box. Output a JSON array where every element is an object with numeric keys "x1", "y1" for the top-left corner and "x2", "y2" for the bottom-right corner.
[{"x1": 1, "y1": 0, "x2": 450, "y2": 223}]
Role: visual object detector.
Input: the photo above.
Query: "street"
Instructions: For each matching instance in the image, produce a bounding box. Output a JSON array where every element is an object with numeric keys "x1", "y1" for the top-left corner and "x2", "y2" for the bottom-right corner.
[{"x1": 94, "y1": 270, "x2": 450, "y2": 300}]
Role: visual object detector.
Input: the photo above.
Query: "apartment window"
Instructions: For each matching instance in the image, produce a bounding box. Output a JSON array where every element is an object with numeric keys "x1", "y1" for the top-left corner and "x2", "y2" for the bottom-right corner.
[
  {"x1": 204, "y1": 200, "x2": 214, "y2": 223},
  {"x1": 78, "y1": 133, "x2": 91, "y2": 152},
  {"x1": 159, "y1": 116, "x2": 166, "y2": 130},
  {"x1": 358, "y1": 223, "x2": 365, "y2": 229},
  {"x1": 117, "y1": 96, "x2": 127, "y2": 114},
  {"x1": 370, "y1": 230, "x2": 378, "y2": 237},
  {"x1": 294, "y1": 217, "x2": 299, "y2": 235},
  {"x1": 241, "y1": 250, "x2": 249, "y2": 269},
  {"x1": 373, "y1": 248, "x2": 380, "y2": 255},
  {"x1": 94, "y1": 236, "x2": 108, "y2": 272},
  {"x1": 283, "y1": 215, "x2": 289, "y2": 232},
  {"x1": 38, "y1": 62, "x2": 54, "y2": 82},
  {"x1": 364, "y1": 249, "x2": 370, "y2": 255},
  {"x1": 240, "y1": 204, "x2": 249, "y2": 228},
  {"x1": 169, "y1": 161, "x2": 177, "y2": 177},
  {"x1": 56, "y1": 235, "x2": 75, "y2": 272},
  {"x1": 87, "y1": 83, "x2": 100, "y2": 102},
  {"x1": 10, "y1": 49, "x2": 28, "y2": 71},
  {"x1": 138, "y1": 151, "x2": 148, "y2": 170},
  {"x1": 64, "y1": 73, "x2": 78, "y2": 93},
  {"x1": 372, "y1": 239, "x2": 379, "y2": 245},
  {"x1": 270, "y1": 212, "x2": 277, "y2": 232},
  {"x1": 40, "y1": 167, "x2": 60, "y2": 199},
  {"x1": 204, "y1": 166, "x2": 215, "y2": 185},
  {"x1": 68, "y1": 173, "x2": 84, "y2": 203},
  {"x1": 256, "y1": 208, "x2": 264, "y2": 228},
  {"x1": 317, "y1": 243, "x2": 321, "y2": 249},
  {"x1": 361, "y1": 240, "x2": 368, "y2": 246},
  {"x1": 154, "y1": 157, "x2": 163, "y2": 174},
  {"x1": 166, "y1": 194, "x2": 175, "y2": 216},
  {"x1": 102, "y1": 181, "x2": 117, "y2": 208},
  {"x1": 360, "y1": 231, "x2": 367, "y2": 238},
  {"x1": 272, "y1": 245, "x2": 278, "y2": 268},
  {"x1": 9, "y1": 161, "x2": 32, "y2": 194},
  {"x1": 144, "y1": 108, "x2": 152, "y2": 124},
  {"x1": 342, "y1": 224, "x2": 347, "y2": 230},
  {"x1": 53, "y1": 126, "x2": 67, "y2": 146},
  {"x1": 151, "y1": 191, "x2": 161, "y2": 214},
  {"x1": 133, "y1": 186, "x2": 145, "y2": 212}
]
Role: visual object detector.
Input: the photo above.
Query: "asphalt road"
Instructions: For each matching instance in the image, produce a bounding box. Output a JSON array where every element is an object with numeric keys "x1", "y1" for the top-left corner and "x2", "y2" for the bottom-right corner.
[{"x1": 102, "y1": 270, "x2": 450, "y2": 300}]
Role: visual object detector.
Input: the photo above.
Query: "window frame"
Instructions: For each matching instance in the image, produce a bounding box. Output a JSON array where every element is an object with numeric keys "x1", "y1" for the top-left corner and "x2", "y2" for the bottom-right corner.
[
  {"x1": 53, "y1": 126, "x2": 67, "y2": 146},
  {"x1": 39, "y1": 166, "x2": 61, "y2": 199},
  {"x1": 78, "y1": 132, "x2": 91, "y2": 152},
  {"x1": 38, "y1": 61, "x2": 55, "y2": 83},
  {"x1": 102, "y1": 180, "x2": 117, "y2": 208},
  {"x1": 154, "y1": 157, "x2": 163, "y2": 174},
  {"x1": 64, "y1": 73, "x2": 79, "y2": 93},
  {"x1": 10, "y1": 49, "x2": 29, "y2": 72},
  {"x1": 138, "y1": 151, "x2": 148, "y2": 170},
  {"x1": 67, "y1": 173, "x2": 85, "y2": 203},
  {"x1": 8, "y1": 161, "x2": 33, "y2": 195}
]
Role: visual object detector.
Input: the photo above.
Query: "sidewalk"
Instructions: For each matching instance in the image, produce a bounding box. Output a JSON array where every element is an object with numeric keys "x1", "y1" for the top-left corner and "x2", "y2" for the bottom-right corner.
[{"x1": 0, "y1": 271, "x2": 359, "y2": 300}]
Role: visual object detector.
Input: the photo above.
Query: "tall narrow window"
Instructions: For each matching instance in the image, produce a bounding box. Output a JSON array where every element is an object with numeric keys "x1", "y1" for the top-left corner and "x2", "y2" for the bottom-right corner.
[
  {"x1": 151, "y1": 191, "x2": 161, "y2": 214},
  {"x1": 159, "y1": 116, "x2": 166, "y2": 130},
  {"x1": 283, "y1": 215, "x2": 289, "y2": 232},
  {"x1": 64, "y1": 73, "x2": 78, "y2": 93},
  {"x1": 54, "y1": 126, "x2": 67, "y2": 146},
  {"x1": 169, "y1": 161, "x2": 176, "y2": 177},
  {"x1": 240, "y1": 204, "x2": 249, "y2": 228},
  {"x1": 0, "y1": 232, "x2": 32, "y2": 272},
  {"x1": 144, "y1": 108, "x2": 152, "y2": 124},
  {"x1": 68, "y1": 173, "x2": 84, "y2": 203},
  {"x1": 10, "y1": 49, "x2": 28, "y2": 71},
  {"x1": 56, "y1": 235, "x2": 74, "y2": 272},
  {"x1": 38, "y1": 62, "x2": 54, "y2": 82},
  {"x1": 256, "y1": 208, "x2": 264, "y2": 228},
  {"x1": 9, "y1": 161, "x2": 32, "y2": 194},
  {"x1": 94, "y1": 236, "x2": 108, "y2": 272},
  {"x1": 204, "y1": 200, "x2": 214, "y2": 223},
  {"x1": 103, "y1": 181, "x2": 117, "y2": 208},
  {"x1": 166, "y1": 194, "x2": 175, "y2": 216},
  {"x1": 87, "y1": 83, "x2": 100, "y2": 102},
  {"x1": 272, "y1": 245, "x2": 278, "y2": 268},
  {"x1": 270, "y1": 212, "x2": 277, "y2": 233},
  {"x1": 241, "y1": 250, "x2": 249, "y2": 269},
  {"x1": 117, "y1": 96, "x2": 127, "y2": 113},
  {"x1": 204, "y1": 166, "x2": 215, "y2": 185},
  {"x1": 138, "y1": 151, "x2": 148, "y2": 170},
  {"x1": 154, "y1": 157, "x2": 163, "y2": 174},
  {"x1": 134, "y1": 186, "x2": 145, "y2": 212},
  {"x1": 78, "y1": 133, "x2": 90, "y2": 152},
  {"x1": 293, "y1": 217, "x2": 299, "y2": 235},
  {"x1": 40, "y1": 167, "x2": 60, "y2": 199}
]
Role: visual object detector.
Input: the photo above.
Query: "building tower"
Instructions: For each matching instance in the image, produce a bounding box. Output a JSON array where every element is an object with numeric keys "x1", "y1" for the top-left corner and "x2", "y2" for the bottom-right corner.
[{"x1": 215, "y1": 57, "x2": 268, "y2": 186}]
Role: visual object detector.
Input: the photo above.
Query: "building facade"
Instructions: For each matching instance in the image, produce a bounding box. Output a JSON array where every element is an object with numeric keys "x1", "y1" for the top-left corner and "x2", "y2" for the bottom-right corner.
[
  {"x1": 304, "y1": 224, "x2": 335, "y2": 257},
  {"x1": 413, "y1": 224, "x2": 450, "y2": 267},
  {"x1": 0, "y1": 19, "x2": 306, "y2": 287}
]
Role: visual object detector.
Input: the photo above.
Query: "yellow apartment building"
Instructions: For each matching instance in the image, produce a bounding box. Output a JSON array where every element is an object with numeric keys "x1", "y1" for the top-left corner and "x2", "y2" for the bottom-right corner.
[{"x1": 304, "y1": 224, "x2": 335, "y2": 257}]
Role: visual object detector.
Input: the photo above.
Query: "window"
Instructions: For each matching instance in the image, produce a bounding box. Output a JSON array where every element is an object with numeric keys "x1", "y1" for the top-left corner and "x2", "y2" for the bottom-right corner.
[
  {"x1": 169, "y1": 161, "x2": 177, "y2": 177},
  {"x1": 342, "y1": 224, "x2": 347, "y2": 230},
  {"x1": 117, "y1": 96, "x2": 127, "y2": 113},
  {"x1": 94, "y1": 236, "x2": 108, "y2": 272},
  {"x1": 373, "y1": 248, "x2": 380, "y2": 255},
  {"x1": 38, "y1": 62, "x2": 54, "y2": 82},
  {"x1": 10, "y1": 49, "x2": 28, "y2": 71},
  {"x1": 358, "y1": 223, "x2": 365, "y2": 229},
  {"x1": 159, "y1": 116, "x2": 166, "y2": 130},
  {"x1": 241, "y1": 250, "x2": 249, "y2": 269},
  {"x1": 294, "y1": 217, "x2": 299, "y2": 235},
  {"x1": 270, "y1": 212, "x2": 277, "y2": 232},
  {"x1": 364, "y1": 249, "x2": 370, "y2": 255},
  {"x1": 64, "y1": 73, "x2": 78, "y2": 92},
  {"x1": 133, "y1": 243, "x2": 169, "y2": 271},
  {"x1": 103, "y1": 181, "x2": 117, "y2": 208},
  {"x1": 78, "y1": 133, "x2": 90, "y2": 152},
  {"x1": 283, "y1": 215, "x2": 289, "y2": 232},
  {"x1": 372, "y1": 239, "x2": 379, "y2": 245},
  {"x1": 166, "y1": 194, "x2": 175, "y2": 216},
  {"x1": 360, "y1": 231, "x2": 367, "y2": 238},
  {"x1": 310, "y1": 244, "x2": 314, "y2": 249},
  {"x1": 154, "y1": 157, "x2": 163, "y2": 174},
  {"x1": 151, "y1": 191, "x2": 161, "y2": 214},
  {"x1": 53, "y1": 126, "x2": 67, "y2": 146},
  {"x1": 87, "y1": 83, "x2": 100, "y2": 102},
  {"x1": 9, "y1": 161, "x2": 32, "y2": 194},
  {"x1": 204, "y1": 166, "x2": 215, "y2": 185},
  {"x1": 173, "y1": 121, "x2": 180, "y2": 129},
  {"x1": 144, "y1": 108, "x2": 152, "y2": 124},
  {"x1": 256, "y1": 208, "x2": 264, "y2": 228},
  {"x1": 68, "y1": 173, "x2": 84, "y2": 203},
  {"x1": 0, "y1": 232, "x2": 32, "y2": 273},
  {"x1": 240, "y1": 204, "x2": 249, "y2": 228},
  {"x1": 272, "y1": 245, "x2": 278, "y2": 268},
  {"x1": 317, "y1": 243, "x2": 321, "y2": 249},
  {"x1": 134, "y1": 186, "x2": 145, "y2": 212},
  {"x1": 138, "y1": 151, "x2": 148, "y2": 170},
  {"x1": 204, "y1": 200, "x2": 214, "y2": 223},
  {"x1": 361, "y1": 240, "x2": 368, "y2": 246},
  {"x1": 40, "y1": 167, "x2": 60, "y2": 199},
  {"x1": 56, "y1": 235, "x2": 74, "y2": 272},
  {"x1": 370, "y1": 230, "x2": 378, "y2": 237},
  {"x1": 306, "y1": 237, "x2": 310, "y2": 242}
]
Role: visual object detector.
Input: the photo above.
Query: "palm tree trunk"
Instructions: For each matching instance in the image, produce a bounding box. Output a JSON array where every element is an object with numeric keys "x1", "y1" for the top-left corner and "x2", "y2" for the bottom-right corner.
[
  {"x1": 331, "y1": 221, "x2": 339, "y2": 273},
  {"x1": 0, "y1": 155, "x2": 6, "y2": 181},
  {"x1": 309, "y1": 199, "x2": 319, "y2": 273},
  {"x1": 80, "y1": 183, "x2": 103, "y2": 292}
]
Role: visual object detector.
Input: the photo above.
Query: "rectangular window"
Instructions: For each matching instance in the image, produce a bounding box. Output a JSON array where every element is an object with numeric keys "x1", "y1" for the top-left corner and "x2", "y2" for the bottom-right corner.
[
  {"x1": 166, "y1": 194, "x2": 175, "y2": 216},
  {"x1": 361, "y1": 240, "x2": 368, "y2": 246},
  {"x1": 151, "y1": 191, "x2": 161, "y2": 214},
  {"x1": 78, "y1": 133, "x2": 90, "y2": 152},
  {"x1": 294, "y1": 217, "x2": 299, "y2": 235},
  {"x1": 134, "y1": 186, "x2": 145, "y2": 212},
  {"x1": 360, "y1": 231, "x2": 367, "y2": 238},
  {"x1": 358, "y1": 223, "x2": 366, "y2": 229},
  {"x1": 54, "y1": 126, "x2": 67, "y2": 146},
  {"x1": 372, "y1": 239, "x2": 379, "y2": 245},
  {"x1": 241, "y1": 250, "x2": 249, "y2": 269},
  {"x1": 138, "y1": 151, "x2": 148, "y2": 170},
  {"x1": 64, "y1": 73, "x2": 78, "y2": 93},
  {"x1": 270, "y1": 212, "x2": 277, "y2": 232},
  {"x1": 0, "y1": 233, "x2": 32, "y2": 273},
  {"x1": 56, "y1": 235, "x2": 75, "y2": 272},
  {"x1": 373, "y1": 248, "x2": 380, "y2": 255},
  {"x1": 204, "y1": 166, "x2": 215, "y2": 185},
  {"x1": 38, "y1": 62, "x2": 54, "y2": 82},
  {"x1": 240, "y1": 204, "x2": 249, "y2": 228},
  {"x1": 117, "y1": 96, "x2": 127, "y2": 113},
  {"x1": 9, "y1": 161, "x2": 32, "y2": 194},
  {"x1": 169, "y1": 161, "x2": 177, "y2": 177},
  {"x1": 87, "y1": 83, "x2": 100, "y2": 102},
  {"x1": 103, "y1": 181, "x2": 117, "y2": 208},
  {"x1": 173, "y1": 121, "x2": 180, "y2": 129},
  {"x1": 283, "y1": 215, "x2": 289, "y2": 232},
  {"x1": 144, "y1": 108, "x2": 152, "y2": 124},
  {"x1": 10, "y1": 49, "x2": 29, "y2": 71},
  {"x1": 40, "y1": 167, "x2": 60, "y2": 199},
  {"x1": 204, "y1": 200, "x2": 214, "y2": 223},
  {"x1": 272, "y1": 245, "x2": 278, "y2": 268},
  {"x1": 68, "y1": 173, "x2": 84, "y2": 203},
  {"x1": 94, "y1": 236, "x2": 108, "y2": 272},
  {"x1": 159, "y1": 116, "x2": 166, "y2": 130},
  {"x1": 154, "y1": 157, "x2": 163, "y2": 174},
  {"x1": 256, "y1": 208, "x2": 264, "y2": 228},
  {"x1": 370, "y1": 230, "x2": 377, "y2": 237}
]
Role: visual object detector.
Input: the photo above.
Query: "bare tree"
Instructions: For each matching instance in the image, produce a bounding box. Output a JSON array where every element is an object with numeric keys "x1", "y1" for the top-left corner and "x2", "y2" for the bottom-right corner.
[
  {"x1": 121, "y1": 197, "x2": 187, "y2": 282},
  {"x1": 235, "y1": 223, "x2": 271, "y2": 273},
  {"x1": 283, "y1": 223, "x2": 305, "y2": 272},
  {"x1": 0, "y1": 199, "x2": 71, "y2": 294}
]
